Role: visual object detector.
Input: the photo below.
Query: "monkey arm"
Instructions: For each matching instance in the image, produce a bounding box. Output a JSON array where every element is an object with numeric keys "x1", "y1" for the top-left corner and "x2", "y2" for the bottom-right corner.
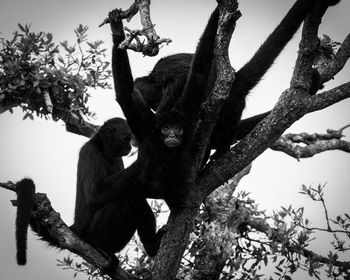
[
  {"x1": 209, "y1": 0, "x2": 322, "y2": 154},
  {"x1": 90, "y1": 163, "x2": 144, "y2": 208},
  {"x1": 174, "y1": 7, "x2": 219, "y2": 118},
  {"x1": 233, "y1": 0, "x2": 315, "y2": 98},
  {"x1": 110, "y1": 10, "x2": 155, "y2": 142}
]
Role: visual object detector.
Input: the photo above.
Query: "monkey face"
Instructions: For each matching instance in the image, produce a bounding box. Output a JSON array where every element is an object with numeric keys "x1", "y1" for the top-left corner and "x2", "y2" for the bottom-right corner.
[
  {"x1": 99, "y1": 118, "x2": 133, "y2": 157},
  {"x1": 161, "y1": 124, "x2": 184, "y2": 148}
]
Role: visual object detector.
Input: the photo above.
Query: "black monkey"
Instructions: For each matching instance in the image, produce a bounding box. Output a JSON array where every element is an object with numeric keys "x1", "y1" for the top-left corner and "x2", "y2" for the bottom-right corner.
[
  {"x1": 15, "y1": 118, "x2": 165, "y2": 266},
  {"x1": 91, "y1": 8, "x2": 220, "y2": 211},
  {"x1": 134, "y1": 53, "x2": 193, "y2": 113},
  {"x1": 93, "y1": 0, "x2": 341, "y2": 209},
  {"x1": 72, "y1": 117, "x2": 132, "y2": 233},
  {"x1": 134, "y1": 0, "x2": 341, "y2": 158}
]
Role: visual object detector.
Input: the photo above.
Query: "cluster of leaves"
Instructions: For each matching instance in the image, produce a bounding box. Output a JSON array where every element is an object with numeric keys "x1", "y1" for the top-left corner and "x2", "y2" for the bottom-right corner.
[
  {"x1": 178, "y1": 183, "x2": 349, "y2": 280},
  {"x1": 57, "y1": 255, "x2": 110, "y2": 280},
  {"x1": 0, "y1": 24, "x2": 112, "y2": 121}
]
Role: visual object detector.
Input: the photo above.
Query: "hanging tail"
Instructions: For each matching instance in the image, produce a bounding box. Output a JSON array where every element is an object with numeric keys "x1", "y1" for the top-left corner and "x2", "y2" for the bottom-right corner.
[{"x1": 15, "y1": 178, "x2": 35, "y2": 265}]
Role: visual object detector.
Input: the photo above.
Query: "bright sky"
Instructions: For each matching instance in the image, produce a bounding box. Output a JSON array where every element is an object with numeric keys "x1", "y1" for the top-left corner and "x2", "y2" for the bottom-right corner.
[{"x1": 0, "y1": 1, "x2": 349, "y2": 280}]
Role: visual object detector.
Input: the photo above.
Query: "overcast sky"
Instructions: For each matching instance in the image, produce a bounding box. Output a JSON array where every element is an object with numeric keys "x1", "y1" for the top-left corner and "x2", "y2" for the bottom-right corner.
[{"x1": 0, "y1": 1, "x2": 349, "y2": 279}]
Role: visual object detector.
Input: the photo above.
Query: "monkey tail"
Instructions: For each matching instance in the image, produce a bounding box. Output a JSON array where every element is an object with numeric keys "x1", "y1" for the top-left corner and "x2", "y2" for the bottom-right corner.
[{"x1": 15, "y1": 178, "x2": 35, "y2": 265}]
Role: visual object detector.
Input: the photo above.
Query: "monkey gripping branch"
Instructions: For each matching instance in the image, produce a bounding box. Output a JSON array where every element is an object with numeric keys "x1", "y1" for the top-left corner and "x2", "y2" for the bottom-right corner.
[{"x1": 0, "y1": 0, "x2": 350, "y2": 279}]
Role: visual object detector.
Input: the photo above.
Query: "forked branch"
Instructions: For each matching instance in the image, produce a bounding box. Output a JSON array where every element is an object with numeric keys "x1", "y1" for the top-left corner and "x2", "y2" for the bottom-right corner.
[{"x1": 99, "y1": 0, "x2": 171, "y2": 56}]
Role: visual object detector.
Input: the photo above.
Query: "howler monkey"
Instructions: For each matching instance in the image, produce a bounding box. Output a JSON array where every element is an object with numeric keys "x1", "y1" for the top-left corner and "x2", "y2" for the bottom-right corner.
[
  {"x1": 134, "y1": 0, "x2": 340, "y2": 158},
  {"x1": 15, "y1": 118, "x2": 165, "y2": 266}
]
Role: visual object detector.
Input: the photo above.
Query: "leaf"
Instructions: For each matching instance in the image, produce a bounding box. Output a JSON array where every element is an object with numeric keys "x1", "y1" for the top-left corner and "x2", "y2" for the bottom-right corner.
[
  {"x1": 18, "y1": 23, "x2": 26, "y2": 33},
  {"x1": 263, "y1": 256, "x2": 268, "y2": 266}
]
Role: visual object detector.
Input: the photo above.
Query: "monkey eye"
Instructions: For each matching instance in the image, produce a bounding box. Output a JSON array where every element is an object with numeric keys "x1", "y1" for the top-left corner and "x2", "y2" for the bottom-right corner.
[
  {"x1": 174, "y1": 126, "x2": 183, "y2": 134},
  {"x1": 161, "y1": 126, "x2": 170, "y2": 133}
]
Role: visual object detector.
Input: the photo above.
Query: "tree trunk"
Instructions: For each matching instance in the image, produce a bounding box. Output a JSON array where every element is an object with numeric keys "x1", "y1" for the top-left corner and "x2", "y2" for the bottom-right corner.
[{"x1": 151, "y1": 205, "x2": 199, "y2": 279}]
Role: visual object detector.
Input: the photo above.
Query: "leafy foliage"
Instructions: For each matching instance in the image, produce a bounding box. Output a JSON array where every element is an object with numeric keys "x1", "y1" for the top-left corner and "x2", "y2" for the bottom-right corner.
[
  {"x1": 0, "y1": 24, "x2": 111, "y2": 121},
  {"x1": 57, "y1": 255, "x2": 110, "y2": 280}
]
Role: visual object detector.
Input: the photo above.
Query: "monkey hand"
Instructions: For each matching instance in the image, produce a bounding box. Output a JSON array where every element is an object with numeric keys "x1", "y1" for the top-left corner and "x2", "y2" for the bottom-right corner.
[{"x1": 108, "y1": 9, "x2": 124, "y2": 36}]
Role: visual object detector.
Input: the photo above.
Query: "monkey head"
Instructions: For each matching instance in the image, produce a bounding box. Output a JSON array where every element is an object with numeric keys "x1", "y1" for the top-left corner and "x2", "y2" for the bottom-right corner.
[
  {"x1": 96, "y1": 117, "x2": 133, "y2": 157},
  {"x1": 155, "y1": 111, "x2": 189, "y2": 149},
  {"x1": 161, "y1": 123, "x2": 184, "y2": 148}
]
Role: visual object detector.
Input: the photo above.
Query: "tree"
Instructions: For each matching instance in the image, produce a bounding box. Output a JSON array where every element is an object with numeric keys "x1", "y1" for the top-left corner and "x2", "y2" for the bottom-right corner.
[{"x1": 0, "y1": 0, "x2": 349, "y2": 279}]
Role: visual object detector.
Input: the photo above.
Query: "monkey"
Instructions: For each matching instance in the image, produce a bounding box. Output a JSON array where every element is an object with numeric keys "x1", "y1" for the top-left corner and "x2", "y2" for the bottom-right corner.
[
  {"x1": 87, "y1": 7, "x2": 221, "y2": 212},
  {"x1": 133, "y1": 0, "x2": 341, "y2": 160},
  {"x1": 14, "y1": 117, "x2": 166, "y2": 267},
  {"x1": 89, "y1": 0, "x2": 342, "y2": 211}
]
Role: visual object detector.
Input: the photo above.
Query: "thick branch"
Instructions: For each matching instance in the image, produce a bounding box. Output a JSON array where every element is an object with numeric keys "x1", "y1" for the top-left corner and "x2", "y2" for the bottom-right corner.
[
  {"x1": 192, "y1": 166, "x2": 251, "y2": 280},
  {"x1": 308, "y1": 82, "x2": 350, "y2": 112},
  {"x1": 194, "y1": 1, "x2": 240, "y2": 169},
  {"x1": 318, "y1": 33, "x2": 350, "y2": 83},
  {"x1": 63, "y1": 113, "x2": 98, "y2": 138},
  {"x1": 151, "y1": 207, "x2": 199, "y2": 280},
  {"x1": 271, "y1": 128, "x2": 350, "y2": 160},
  {"x1": 290, "y1": 0, "x2": 326, "y2": 94}
]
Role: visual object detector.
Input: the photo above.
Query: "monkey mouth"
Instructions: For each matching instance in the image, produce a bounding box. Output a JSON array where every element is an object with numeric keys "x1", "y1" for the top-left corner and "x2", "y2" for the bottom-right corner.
[{"x1": 164, "y1": 139, "x2": 179, "y2": 147}]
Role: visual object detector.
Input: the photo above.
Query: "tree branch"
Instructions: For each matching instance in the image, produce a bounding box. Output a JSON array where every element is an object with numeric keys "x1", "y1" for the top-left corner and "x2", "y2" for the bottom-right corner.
[
  {"x1": 271, "y1": 126, "x2": 350, "y2": 160},
  {"x1": 308, "y1": 82, "x2": 350, "y2": 112},
  {"x1": 290, "y1": 0, "x2": 325, "y2": 93},
  {"x1": 194, "y1": 0, "x2": 240, "y2": 169},
  {"x1": 62, "y1": 112, "x2": 99, "y2": 138},
  {"x1": 192, "y1": 166, "x2": 251, "y2": 280},
  {"x1": 318, "y1": 33, "x2": 350, "y2": 84},
  {"x1": 99, "y1": 1, "x2": 171, "y2": 56}
]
